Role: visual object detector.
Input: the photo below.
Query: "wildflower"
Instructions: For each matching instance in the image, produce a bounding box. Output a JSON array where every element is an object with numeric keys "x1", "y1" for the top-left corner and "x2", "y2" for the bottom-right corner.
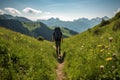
[
  {"x1": 105, "y1": 46, "x2": 109, "y2": 49},
  {"x1": 100, "y1": 49, "x2": 104, "y2": 53},
  {"x1": 53, "y1": 45, "x2": 56, "y2": 49},
  {"x1": 107, "y1": 53, "x2": 110, "y2": 55},
  {"x1": 19, "y1": 67, "x2": 23, "y2": 73},
  {"x1": 112, "y1": 54, "x2": 117, "y2": 59},
  {"x1": 100, "y1": 65, "x2": 104, "y2": 71},
  {"x1": 19, "y1": 67, "x2": 23, "y2": 71},
  {"x1": 21, "y1": 34, "x2": 23, "y2": 37},
  {"x1": 81, "y1": 45, "x2": 84, "y2": 48},
  {"x1": 97, "y1": 45, "x2": 102, "y2": 48},
  {"x1": 41, "y1": 48, "x2": 43, "y2": 51},
  {"x1": 105, "y1": 57, "x2": 113, "y2": 61},
  {"x1": 112, "y1": 66, "x2": 115, "y2": 69},
  {"x1": 108, "y1": 37, "x2": 113, "y2": 42}
]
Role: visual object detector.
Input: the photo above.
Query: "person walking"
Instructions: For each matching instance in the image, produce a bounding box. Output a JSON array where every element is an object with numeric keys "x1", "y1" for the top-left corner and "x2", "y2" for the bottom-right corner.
[{"x1": 52, "y1": 27, "x2": 63, "y2": 57}]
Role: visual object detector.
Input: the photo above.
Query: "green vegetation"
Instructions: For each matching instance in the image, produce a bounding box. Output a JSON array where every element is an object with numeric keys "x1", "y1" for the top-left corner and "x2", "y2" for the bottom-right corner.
[
  {"x1": 37, "y1": 36, "x2": 44, "y2": 41},
  {"x1": 62, "y1": 12, "x2": 120, "y2": 79},
  {"x1": 0, "y1": 27, "x2": 57, "y2": 80},
  {"x1": 22, "y1": 22, "x2": 41, "y2": 31},
  {"x1": 99, "y1": 18, "x2": 109, "y2": 27},
  {"x1": 49, "y1": 26, "x2": 78, "y2": 38},
  {"x1": 0, "y1": 16, "x2": 78, "y2": 40},
  {"x1": 0, "y1": 12, "x2": 120, "y2": 80}
]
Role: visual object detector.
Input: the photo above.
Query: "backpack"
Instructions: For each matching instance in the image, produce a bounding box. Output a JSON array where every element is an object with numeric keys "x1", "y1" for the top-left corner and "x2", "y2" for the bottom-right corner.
[{"x1": 54, "y1": 29, "x2": 62, "y2": 41}]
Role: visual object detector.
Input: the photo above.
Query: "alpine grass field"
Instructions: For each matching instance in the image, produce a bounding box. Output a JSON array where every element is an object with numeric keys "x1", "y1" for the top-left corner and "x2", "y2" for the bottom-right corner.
[
  {"x1": 0, "y1": 27, "x2": 57, "y2": 80},
  {"x1": 0, "y1": 12, "x2": 120, "y2": 80},
  {"x1": 62, "y1": 12, "x2": 120, "y2": 80}
]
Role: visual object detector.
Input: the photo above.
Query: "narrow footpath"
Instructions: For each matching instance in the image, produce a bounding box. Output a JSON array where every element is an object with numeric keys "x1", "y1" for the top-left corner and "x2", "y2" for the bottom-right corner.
[
  {"x1": 56, "y1": 62, "x2": 66, "y2": 80},
  {"x1": 53, "y1": 45, "x2": 67, "y2": 80}
]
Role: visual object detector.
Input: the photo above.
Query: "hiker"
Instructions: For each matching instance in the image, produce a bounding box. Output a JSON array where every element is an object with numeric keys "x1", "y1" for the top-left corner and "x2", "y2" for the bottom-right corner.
[{"x1": 52, "y1": 27, "x2": 63, "y2": 57}]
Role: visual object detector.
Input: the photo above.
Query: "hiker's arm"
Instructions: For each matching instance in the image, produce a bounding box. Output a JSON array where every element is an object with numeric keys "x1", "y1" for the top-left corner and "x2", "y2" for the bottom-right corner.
[{"x1": 52, "y1": 32, "x2": 55, "y2": 42}]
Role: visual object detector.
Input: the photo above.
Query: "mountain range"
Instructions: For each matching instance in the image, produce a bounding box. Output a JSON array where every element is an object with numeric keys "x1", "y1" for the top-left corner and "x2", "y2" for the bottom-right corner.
[
  {"x1": 0, "y1": 14, "x2": 78, "y2": 40},
  {"x1": 37, "y1": 16, "x2": 109, "y2": 32}
]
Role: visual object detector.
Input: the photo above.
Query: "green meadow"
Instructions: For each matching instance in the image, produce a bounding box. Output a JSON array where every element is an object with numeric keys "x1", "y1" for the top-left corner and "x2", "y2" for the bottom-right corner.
[
  {"x1": 0, "y1": 27, "x2": 57, "y2": 80},
  {"x1": 0, "y1": 12, "x2": 120, "y2": 80},
  {"x1": 62, "y1": 12, "x2": 120, "y2": 80}
]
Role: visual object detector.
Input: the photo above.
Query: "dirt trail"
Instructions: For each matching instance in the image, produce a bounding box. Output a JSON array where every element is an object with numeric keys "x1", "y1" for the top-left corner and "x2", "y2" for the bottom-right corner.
[
  {"x1": 53, "y1": 45, "x2": 67, "y2": 80},
  {"x1": 56, "y1": 62, "x2": 66, "y2": 80}
]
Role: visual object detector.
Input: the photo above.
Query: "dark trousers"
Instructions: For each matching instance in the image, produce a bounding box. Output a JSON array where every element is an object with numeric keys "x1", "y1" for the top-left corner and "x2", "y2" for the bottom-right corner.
[{"x1": 55, "y1": 41, "x2": 61, "y2": 56}]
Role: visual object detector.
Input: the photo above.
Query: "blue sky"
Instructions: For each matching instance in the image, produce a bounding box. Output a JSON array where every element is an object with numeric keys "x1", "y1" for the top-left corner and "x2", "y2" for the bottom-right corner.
[{"x1": 0, "y1": 0, "x2": 120, "y2": 21}]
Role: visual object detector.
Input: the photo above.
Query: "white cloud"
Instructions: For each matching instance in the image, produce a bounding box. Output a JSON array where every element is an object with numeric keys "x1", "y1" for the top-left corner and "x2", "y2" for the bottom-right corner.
[
  {"x1": 0, "y1": 9, "x2": 4, "y2": 15},
  {"x1": 114, "y1": 8, "x2": 120, "y2": 14},
  {"x1": 45, "y1": 12, "x2": 51, "y2": 14},
  {"x1": 4, "y1": 7, "x2": 21, "y2": 14},
  {"x1": 23, "y1": 7, "x2": 42, "y2": 14}
]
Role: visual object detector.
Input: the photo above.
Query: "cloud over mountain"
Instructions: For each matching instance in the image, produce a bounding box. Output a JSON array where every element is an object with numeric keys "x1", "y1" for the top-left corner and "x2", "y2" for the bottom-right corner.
[
  {"x1": 4, "y1": 7, "x2": 21, "y2": 14},
  {"x1": 0, "y1": 9, "x2": 4, "y2": 15},
  {"x1": 23, "y1": 7, "x2": 42, "y2": 14}
]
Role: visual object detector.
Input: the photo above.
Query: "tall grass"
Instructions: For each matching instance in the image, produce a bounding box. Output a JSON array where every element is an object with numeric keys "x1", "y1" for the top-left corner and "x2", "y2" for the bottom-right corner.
[
  {"x1": 62, "y1": 16, "x2": 120, "y2": 80},
  {"x1": 0, "y1": 27, "x2": 57, "y2": 80}
]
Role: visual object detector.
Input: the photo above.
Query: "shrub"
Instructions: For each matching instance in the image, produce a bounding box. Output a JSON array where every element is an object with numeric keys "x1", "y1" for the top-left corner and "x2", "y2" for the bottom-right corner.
[
  {"x1": 99, "y1": 19, "x2": 109, "y2": 27},
  {"x1": 115, "y1": 11, "x2": 120, "y2": 19},
  {"x1": 88, "y1": 28, "x2": 91, "y2": 33},
  {"x1": 110, "y1": 11, "x2": 120, "y2": 22},
  {"x1": 112, "y1": 20, "x2": 120, "y2": 31},
  {"x1": 37, "y1": 36, "x2": 44, "y2": 41}
]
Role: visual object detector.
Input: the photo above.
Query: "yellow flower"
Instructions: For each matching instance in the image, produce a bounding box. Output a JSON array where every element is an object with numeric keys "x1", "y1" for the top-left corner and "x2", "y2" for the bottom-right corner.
[
  {"x1": 98, "y1": 45, "x2": 102, "y2": 48},
  {"x1": 105, "y1": 57, "x2": 113, "y2": 61},
  {"x1": 81, "y1": 45, "x2": 84, "y2": 48},
  {"x1": 21, "y1": 34, "x2": 23, "y2": 37},
  {"x1": 105, "y1": 46, "x2": 109, "y2": 49},
  {"x1": 100, "y1": 49, "x2": 104, "y2": 52}
]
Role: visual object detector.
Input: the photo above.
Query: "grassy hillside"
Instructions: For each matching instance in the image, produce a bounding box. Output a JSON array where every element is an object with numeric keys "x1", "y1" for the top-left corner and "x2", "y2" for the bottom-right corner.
[
  {"x1": 0, "y1": 19, "x2": 31, "y2": 36},
  {"x1": 0, "y1": 27, "x2": 57, "y2": 80},
  {"x1": 62, "y1": 12, "x2": 120, "y2": 79},
  {"x1": 22, "y1": 21, "x2": 54, "y2": 40},
  {"x1": 0, "y1": 15, "x2": 78, "y2": 40},
  {"x1": 23, "y1": 22, "x2": 78, "y2": 40},
  {"x1": 22, "y1": 22, "x2": 41, "y2": 31}
]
